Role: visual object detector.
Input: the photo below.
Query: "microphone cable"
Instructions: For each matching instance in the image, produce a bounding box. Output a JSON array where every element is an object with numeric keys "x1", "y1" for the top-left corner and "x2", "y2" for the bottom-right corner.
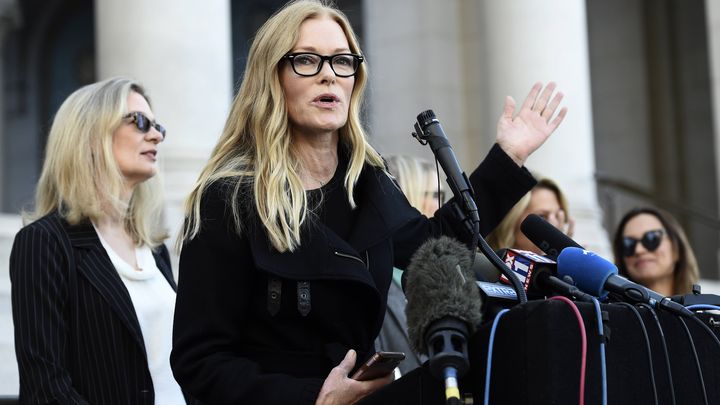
[
  {"x1": 433, "y1": 158, "x2": 443, "y2": 236},
  {"x1": 615, "y1": 302, "x2": 659, "y2": 405},
  {"x1": 685, "y1": 307, "x2": 720, "y2": 350},
  {"x1": 687, "y1": 304, "x2": 720, "y2": 312},
  {"x1": 590, "y1": 297, "x2": 608, "y2": 405},
  {"x1": 636, "y1": 303, "x2": 676, "y2": 405},
  {"x1": 549, "y1": 296, "x2": 587, "y2": 405},
  {"x1": 677, "y1": 316, "x2": 709, "y2": 405},
  {"x1": 483, "y1": 308, "x2": 509, "y2": 405},
  {"x1": 685, "y1": 305, "x2": 720, "y2": 352}
]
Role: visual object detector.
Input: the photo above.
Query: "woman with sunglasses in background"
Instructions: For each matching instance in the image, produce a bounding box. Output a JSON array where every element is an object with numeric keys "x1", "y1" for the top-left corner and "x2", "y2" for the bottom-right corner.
[
  {"x1": 487, "y1": 177, "x2": 574, "y2": 253},
  {"x1": 10, "y1": 77, "x2": 186, "y2": 404},
  {"x1": 612, "y1": 207, "x2": 700, "y2": 296},
  {"x1": 170, "y1": 1, "x2": 567, "y2": 404}
]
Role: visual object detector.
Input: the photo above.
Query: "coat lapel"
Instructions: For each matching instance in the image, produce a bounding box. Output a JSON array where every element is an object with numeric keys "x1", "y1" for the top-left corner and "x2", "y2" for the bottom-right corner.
[
  {"x1": 62, "y1": 219, "x2": 147, "y2": 354},
  {"x1": 346, "y1": 165, "x2": 419, "y2": 252},
  {"x1": 248, "y1": 164, "x2": 419, "y2": 285},
  {"x1": 153, "y1": 245, "x2": 176, "y2": 290}
]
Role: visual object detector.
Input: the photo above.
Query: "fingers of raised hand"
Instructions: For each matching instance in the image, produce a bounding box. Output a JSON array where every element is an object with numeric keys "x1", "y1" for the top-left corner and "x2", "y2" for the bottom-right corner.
[
  {"x1": 541, "y1": 91, "x2": 564, "y2": 122},
  {"x1": 549, "y1": 106, "x2": 568, "y2": 132},
  {"x1": 532, "y1": 82, "x2": 557, "y2": 113},
  {"x1": 502, "y1": 96, "x2": 517, "y2": 120},
  {"x1": 520, "y1": 82, "x2": 543, "y2": 112}
]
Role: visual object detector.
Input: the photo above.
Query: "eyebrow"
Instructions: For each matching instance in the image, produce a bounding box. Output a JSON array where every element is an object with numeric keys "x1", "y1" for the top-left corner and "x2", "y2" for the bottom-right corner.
[{"x1": 292, "y1": 46, "x2": 352, "y2": 53}]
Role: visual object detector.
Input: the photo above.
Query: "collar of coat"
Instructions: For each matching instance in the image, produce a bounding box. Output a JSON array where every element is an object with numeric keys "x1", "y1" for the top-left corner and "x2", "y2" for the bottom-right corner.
[
  {"x1": 55, "y1": 212, "x2": 175, "y2": 356},
  {"x1": 248, "y1": 162, "x2": 419, "y2": 286}
]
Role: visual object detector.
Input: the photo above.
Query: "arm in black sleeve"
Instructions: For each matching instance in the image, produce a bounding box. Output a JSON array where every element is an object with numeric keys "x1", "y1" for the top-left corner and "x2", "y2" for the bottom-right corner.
[
  {"x1": 10, "y1": 224, "x2": 90, "y2": 405},
  {"x1": 393, "y1": 143, "x2": 536, "y2": 268},
  {"x1": 467, "y1": 143, "x2": 537, "y2": 235},
  {"x1": 170, "y1": 184, "x2": 323, "y2": 405}
]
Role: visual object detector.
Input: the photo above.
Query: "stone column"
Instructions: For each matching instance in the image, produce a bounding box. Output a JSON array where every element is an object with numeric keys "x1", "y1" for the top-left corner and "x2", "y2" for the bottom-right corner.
[
  {"x1": 479, "y1": 0, "x2": 611, "y2": 257},
  {"x1": 95, "y1": 0, "x2": 233, "y2": 265},
  {"x1": 364, "y1": 0, "x2": 471, "y2": 164},
  {"x1": 365, "y1": 0, "x2": 610, "y2": 256},
  {"x1": 0, "y1": 0, "x2": 19, "y2": 212}
]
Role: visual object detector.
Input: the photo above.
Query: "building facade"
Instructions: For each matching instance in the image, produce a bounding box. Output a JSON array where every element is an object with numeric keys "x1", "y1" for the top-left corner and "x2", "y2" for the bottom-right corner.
[{"x1": 1, "y1": 0, "x2": 719, "y2": 395}]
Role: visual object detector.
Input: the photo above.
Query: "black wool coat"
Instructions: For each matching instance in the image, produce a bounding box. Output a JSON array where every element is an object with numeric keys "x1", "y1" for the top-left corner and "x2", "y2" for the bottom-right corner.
[{"x1": 171, "y1": 144, "x2": 536, "y2": 405}]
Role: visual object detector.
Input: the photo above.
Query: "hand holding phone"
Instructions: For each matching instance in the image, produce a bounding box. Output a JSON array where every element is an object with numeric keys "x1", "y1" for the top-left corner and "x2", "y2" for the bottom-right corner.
[{"x1": 351, "y1": 351, "x2": 405, "y2": 381}]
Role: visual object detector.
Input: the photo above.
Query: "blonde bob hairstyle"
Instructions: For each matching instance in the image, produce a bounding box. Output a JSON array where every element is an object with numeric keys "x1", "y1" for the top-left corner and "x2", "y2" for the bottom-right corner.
[
  {"x1": 487, "y1": 177, "x2": 570, "y2": 250},
  {"x1": 27, "y1": 77, "x2": 166, "y2": 248},
  {"x1": 384, "y1": 155, "x2": 443, "y2": 214},
  {"x1": 181, "y1": 0, "x2": 383, "y2": 252}
]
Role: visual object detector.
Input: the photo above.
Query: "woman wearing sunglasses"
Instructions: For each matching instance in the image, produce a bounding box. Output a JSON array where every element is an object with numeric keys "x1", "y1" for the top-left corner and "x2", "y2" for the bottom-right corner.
[
  {"x1": 170, "y1": 1, "x2": 567, "y2": 404},
  {"x1": 9, "y1": 77, "x2": 186, "y2": 404},
  {"x1": 612, "y1": 207, "x2": 700, "y2": 296},
  {"x1": 487, "y1": 177, "x2": 574, "y2": 253}
]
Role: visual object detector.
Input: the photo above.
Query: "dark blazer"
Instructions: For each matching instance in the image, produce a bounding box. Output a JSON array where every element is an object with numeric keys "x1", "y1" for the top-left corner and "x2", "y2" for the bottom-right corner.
[
  {"x1": 171, "y1": 144, "x2": 535, "y2": 405},
  {"x1": 10, "y1": 212, "x2": 177, "y2": 405}
]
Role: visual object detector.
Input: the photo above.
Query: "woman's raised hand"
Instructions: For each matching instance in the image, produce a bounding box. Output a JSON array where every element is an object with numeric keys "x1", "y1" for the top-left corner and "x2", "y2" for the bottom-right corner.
[{"x1": 496, "y1": 82, "x2": 568, "y2": 166}]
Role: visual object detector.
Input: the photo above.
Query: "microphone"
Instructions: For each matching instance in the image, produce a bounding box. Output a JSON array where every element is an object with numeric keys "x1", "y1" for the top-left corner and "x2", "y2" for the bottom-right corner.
[
  {"x1": 500, "y1": 248, "x2": 556, "y2": 298},
  {"x1": 411, "y1": 110, "x2": 528, "y2": 303},
  {"x1": 471, "y1": 250, "x2": 503, "y2": 283},
  {"x1": 404, "y1": 236, "x2": 483, "y2": 403},
  {"x1": 499, "y1": 248, "x2": 595, "y2": 302},
  {"x1": 413, "y1": 110, "x2": 479, "y2": 224},
  {"x1": 557, "y1": 247, "x2": 693, "y2": 317},
  {"x1": 520, "y1": 214, "x2": 583, "y2": 259}
]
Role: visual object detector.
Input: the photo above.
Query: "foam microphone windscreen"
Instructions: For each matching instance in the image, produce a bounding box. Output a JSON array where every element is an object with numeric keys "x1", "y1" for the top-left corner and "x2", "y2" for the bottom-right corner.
[
  {"x1": 557, "y1": 247, "x2": 618, "y2": 297},
  {"x1": 404, "y1": 236, "x2": 484, "y2": 355}
]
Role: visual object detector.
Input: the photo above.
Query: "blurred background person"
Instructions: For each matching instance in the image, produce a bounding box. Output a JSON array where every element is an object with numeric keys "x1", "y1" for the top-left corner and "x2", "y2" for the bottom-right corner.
[
  {"x1": 487, "y1": 177, "x2": 574, "y2": 253},
  {"x1": 9, "y1": 77, "x2": 184, "y2": 404},
  {"x1": 375, "y1": 155, "x2": 444, "y2": 376},
  {"x1": 612, "y1": 206, "x2": 700, "y2": 296}
]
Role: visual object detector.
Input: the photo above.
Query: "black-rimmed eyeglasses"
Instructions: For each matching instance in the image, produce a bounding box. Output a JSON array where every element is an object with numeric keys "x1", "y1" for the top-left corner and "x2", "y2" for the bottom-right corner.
[
  {"x1": 123, "y1": 111, "x2": 166, "y2": 139},
  {"x1": 282, "y1": 52, "x2": 364, "y2": 77}
]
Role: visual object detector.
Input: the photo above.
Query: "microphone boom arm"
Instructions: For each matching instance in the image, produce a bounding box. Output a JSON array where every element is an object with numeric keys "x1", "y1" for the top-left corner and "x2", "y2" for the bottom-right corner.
[{"x1": 413, "y1": 110, "x2": 527, "y2": 304}]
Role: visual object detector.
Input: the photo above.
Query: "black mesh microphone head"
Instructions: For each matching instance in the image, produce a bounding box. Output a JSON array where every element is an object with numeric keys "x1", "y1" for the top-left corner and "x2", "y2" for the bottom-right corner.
[
  {"x1": 417, "y1": 109, "x2": 436, "y2": 128},
  {"x1": 520, "y1": 214, "x2": 583, "y2": 259},
  {"x1": 404, "y1": 236, "x2": 484, "y2": 355}
]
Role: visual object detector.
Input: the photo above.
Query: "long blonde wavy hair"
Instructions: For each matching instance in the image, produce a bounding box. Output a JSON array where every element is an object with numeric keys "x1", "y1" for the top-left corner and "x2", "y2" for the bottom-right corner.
[
  {"x1": 180, "y1": 0, "x2": 383, "y2": 252},
  {"x1": 27, "y1": 77, "x2": 166, "y2": 247}
]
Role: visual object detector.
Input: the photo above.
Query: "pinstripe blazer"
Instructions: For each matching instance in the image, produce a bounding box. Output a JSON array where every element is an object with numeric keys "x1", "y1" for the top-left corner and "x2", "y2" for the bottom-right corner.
[{"x1": 10, "y1": 212, "x2": 177, "y2": 405}]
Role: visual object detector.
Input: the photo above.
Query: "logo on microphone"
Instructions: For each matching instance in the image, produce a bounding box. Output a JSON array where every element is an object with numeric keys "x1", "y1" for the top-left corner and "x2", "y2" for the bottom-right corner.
[{"x1": 500, "y1": 249, "x2": 554, "y2": 291}]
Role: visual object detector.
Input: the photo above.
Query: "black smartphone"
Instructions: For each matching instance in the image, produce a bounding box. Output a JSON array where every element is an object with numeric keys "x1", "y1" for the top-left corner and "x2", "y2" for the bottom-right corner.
[{"x1": 351, "y1": 351, "x2": 406, "y2": 381}]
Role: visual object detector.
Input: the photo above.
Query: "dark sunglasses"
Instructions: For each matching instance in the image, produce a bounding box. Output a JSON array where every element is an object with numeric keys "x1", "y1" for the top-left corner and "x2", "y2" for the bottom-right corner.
[
  {"x1": 622, "y1": 229, "x2": 664, "y2": 257},
  {"x1": 123, "y1": 111, "x2": 166, "y2": 139},
  {"x1": 424, "y1": 190, "x2": 446, "y2": 201}
]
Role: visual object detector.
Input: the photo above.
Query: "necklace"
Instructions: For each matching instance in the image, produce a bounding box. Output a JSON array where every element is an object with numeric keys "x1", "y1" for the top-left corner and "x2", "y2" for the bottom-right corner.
[{"x1": 308, "y1": 174, "x2": 326, "y2": 187}]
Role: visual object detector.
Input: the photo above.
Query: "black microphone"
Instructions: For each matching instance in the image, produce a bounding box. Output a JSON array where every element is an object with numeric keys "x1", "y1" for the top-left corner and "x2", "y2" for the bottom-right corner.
[
  {"x1": 520, "y1": 214, "x2": 583, "y2": 259},
  {"x1": 557, "y1": 247, "x2": 693, "y2": 317},
  {"x1": 499, "y1": 248, "x2": 594, "y2": 302},
  {"x1": 413, "y1": 110, "x2": 479, "y2": 224},
  {"x1": 411, "y1": 110, "x2": 528, "y2": 303},
  {"x1": 470, "y1": 250, "x2": 504, "y2": 283},
  {"x1": 404, "y1": 236, "x2": 483, "y2": 403}
]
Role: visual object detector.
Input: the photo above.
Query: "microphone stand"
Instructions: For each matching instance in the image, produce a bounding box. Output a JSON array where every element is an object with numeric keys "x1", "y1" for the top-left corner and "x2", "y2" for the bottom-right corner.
[{"x1": 412, "y1": 113, "x2": 528, "y2": 304}]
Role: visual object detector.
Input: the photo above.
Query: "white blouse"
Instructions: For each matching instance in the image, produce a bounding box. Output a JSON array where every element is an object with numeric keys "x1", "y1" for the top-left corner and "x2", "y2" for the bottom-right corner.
[{"x1": 95, "y1": 228, "x2": 185, "y2": 404}]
